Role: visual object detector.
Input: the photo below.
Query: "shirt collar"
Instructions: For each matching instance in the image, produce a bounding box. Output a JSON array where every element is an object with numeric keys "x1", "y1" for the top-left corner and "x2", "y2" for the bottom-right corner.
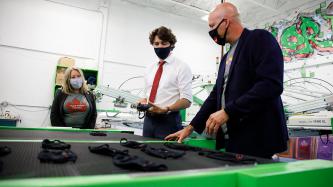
[
  {"x1": 230, "y1": 39, "x2": 239, "y2": 50},
  {"x1": 157, "y1": 53, "x2": 175, "y2": 65}
]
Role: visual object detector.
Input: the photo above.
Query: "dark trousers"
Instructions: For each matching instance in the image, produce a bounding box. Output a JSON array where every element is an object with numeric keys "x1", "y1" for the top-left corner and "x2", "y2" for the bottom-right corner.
[{"x1": 143, "y1": 112, "x2": 183, "y2": 139}]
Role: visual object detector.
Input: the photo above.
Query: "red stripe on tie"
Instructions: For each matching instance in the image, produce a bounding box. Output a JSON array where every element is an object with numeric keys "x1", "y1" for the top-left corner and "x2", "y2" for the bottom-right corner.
[{"x1": 149, "y1": 61, "x2": 166, "y2": 103}]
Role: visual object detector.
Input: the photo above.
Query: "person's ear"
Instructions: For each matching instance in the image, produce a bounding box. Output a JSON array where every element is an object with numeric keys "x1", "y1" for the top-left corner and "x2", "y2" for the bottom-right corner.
[{"x1": 225, "y1": 19, "x2": 230, "y2": 28}]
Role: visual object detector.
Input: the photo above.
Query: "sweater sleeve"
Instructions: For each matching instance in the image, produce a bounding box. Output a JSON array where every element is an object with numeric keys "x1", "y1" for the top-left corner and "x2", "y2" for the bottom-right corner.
[
  {"x1": 88, "y1": 92, "x2": 97, "y2": 129},
  {"x1": 190, "y1": 84, "x2": 218, "y2": 134},
  {"x1": 50, "y1": 89, "x2": 65, "y2": 127}
]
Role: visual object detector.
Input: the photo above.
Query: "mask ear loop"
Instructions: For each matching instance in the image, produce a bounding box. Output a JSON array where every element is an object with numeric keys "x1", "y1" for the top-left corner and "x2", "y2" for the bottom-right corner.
[
  {"x1": 211, "y1": 18, "x2": 225, "y2": 32},
  {"x1": 222, "y1": 19, "x2": 229, "y2": 40}
]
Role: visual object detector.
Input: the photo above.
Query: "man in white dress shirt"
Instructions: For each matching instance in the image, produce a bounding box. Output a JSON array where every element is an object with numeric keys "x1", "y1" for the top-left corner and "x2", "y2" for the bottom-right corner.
[{"x1": 138, "y1": 26, "x2": 193, "y2": 139}]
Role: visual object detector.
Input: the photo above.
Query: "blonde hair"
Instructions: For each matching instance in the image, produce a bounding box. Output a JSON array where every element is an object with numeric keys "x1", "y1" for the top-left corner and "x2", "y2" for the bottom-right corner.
[{"x1": 62, "y1": 67, "x2": 88, "y2": 94}]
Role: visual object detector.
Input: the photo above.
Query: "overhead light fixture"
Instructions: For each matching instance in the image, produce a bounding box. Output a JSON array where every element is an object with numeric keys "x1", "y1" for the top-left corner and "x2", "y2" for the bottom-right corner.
[{"x1": 201, "y1": 15, "x2": 208, "y2": 22}]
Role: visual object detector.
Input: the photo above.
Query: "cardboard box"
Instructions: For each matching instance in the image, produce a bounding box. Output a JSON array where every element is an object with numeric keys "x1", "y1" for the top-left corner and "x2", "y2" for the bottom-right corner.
[
  {"x1": 58, "y1": 57, "x2": 75, "y2": 67},
  {"x1": 55, "y1": 67, "x2": 67, "y2": 85}
]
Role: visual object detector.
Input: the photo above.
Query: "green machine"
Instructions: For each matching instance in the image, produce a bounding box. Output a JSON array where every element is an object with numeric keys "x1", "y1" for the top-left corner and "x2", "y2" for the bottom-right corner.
[{"x1": 0, "y1": 126, "x2": 332, "y2": 187}]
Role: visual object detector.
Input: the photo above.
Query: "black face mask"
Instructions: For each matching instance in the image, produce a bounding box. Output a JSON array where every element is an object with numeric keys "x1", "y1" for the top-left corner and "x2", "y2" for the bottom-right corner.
[
  {"x1": 209, "y1": 19, "x2": 228, "y2": 46},
  {"x1": 154, "y1": 46, "x2": 173, "y2": 60}
]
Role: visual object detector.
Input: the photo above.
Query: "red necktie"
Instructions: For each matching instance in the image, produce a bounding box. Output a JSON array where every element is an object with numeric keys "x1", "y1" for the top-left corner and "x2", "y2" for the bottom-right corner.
[{"x1": 149, "y1": 61, "x2": 166, "y2": 103}]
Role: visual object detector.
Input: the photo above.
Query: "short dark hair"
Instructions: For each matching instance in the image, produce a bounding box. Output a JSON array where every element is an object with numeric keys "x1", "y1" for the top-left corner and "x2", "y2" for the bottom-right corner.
[{"x1": 149, "y1": 26, "x2": 177, "y2": 46}]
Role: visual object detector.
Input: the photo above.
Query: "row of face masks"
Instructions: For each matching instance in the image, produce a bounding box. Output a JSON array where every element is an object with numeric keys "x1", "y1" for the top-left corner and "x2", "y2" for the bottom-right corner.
[{"x1": 154, "y1": 22, "x2": 227, "y2": 60}]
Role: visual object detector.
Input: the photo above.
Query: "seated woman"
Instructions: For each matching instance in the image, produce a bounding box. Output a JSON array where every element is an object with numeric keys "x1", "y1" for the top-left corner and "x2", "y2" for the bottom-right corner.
[{"x1": 51, "y1": 67, "x2": 97, "y2": 129}]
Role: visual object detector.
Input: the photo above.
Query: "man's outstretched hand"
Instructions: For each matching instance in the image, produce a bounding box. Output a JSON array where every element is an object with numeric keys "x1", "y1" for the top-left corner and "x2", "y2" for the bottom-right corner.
[{"x1": 165, "y1": 125, "x2": 194, "y2": 143}]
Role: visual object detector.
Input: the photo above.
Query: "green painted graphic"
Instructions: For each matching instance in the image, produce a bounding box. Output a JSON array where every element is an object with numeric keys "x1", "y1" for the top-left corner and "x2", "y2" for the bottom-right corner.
[{"x1": 267, "y1": 1, "x2": 333, "y2": 62}]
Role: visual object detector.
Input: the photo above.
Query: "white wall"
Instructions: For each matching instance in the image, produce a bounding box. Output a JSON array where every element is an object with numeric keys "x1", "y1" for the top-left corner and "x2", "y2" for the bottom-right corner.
[
  {"x1": 0, "y1": 0, "x2": 102, "y2": 59},
  {"x1": 0, "y1": 0, "x2": 104, "y2": 127},
  {"x1": 0, "y1": 0, "x2": 220, "y2": 127},
  {"x1": 103, "y1": 0, "x2": 220, "y2": 88}
]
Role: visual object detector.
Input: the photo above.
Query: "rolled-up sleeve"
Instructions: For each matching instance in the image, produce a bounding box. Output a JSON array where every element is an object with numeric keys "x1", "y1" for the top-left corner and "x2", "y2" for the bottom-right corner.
[
  {"x1": 143, "y1": 67, "x2": 150, "y2": 99},
  {"x1": 177, "y1": 63, "x2": 193, "y2": 103}
]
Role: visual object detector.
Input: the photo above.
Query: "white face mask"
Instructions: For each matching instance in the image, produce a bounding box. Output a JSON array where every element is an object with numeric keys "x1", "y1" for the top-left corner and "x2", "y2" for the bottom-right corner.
[{"x1": 70, "y1": 77, "x2": 83, "y2": 89}]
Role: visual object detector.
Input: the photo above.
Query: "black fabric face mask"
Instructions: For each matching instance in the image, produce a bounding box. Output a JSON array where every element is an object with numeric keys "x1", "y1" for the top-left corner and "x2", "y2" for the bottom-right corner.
[
  {"x1": 164, "y1": 142, "x2": 203, "y2": 152},
  {"x1": 141, "y1": 146, "x2": 185, "y2": 159},
  {"x1": 89, "y1": 144, "x2": 128, "y2": 157},
  {"x1": 89, "y1": 132, "x2": 107, "y2": 136},
  {"x1": 0, "y1": 146, "x2": 11, "y2": 156},
  {"x1": 198, "y1": 150, "x2": 258, "y2": 165},
  {"x1": 0, "y1": 146, "x2": 11, "y2": 172},
  {"x1": 112, "y1": 154, "x2": 167, "y2": 171},
  {"x1": 42, "y1": 139, "x2": 71, "y2": 150},
  {"x1": 209, "y1": 19, "x2": 228, "y2": 46},
  {"x1": 38, "y1": 149, "x2": 77, "y2": 163},
  {"x1": 154, "y1": 46, "x2": 173, "y2": 60},
  {"x1": 120, "y1": 138, "x2": 147, "y2": 149}
]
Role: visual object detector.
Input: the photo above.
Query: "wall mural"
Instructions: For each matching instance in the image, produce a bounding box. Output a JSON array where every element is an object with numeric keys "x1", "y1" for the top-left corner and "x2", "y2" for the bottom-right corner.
[
  {"x1": 266, "y1": 1, "x2": 333, "y2": 62},
  {"x1": 263, "y1": 1, "x2": 333, "y2": 111}
]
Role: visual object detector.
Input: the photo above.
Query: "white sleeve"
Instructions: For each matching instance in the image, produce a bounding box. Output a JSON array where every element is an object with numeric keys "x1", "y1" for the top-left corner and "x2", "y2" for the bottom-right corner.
[
  {"x1": 177, "y1": 62, "x2": 193, "y2": 103},
  {"x1": 143, "y1": 67, "x2": 148, "y2": 99}
]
